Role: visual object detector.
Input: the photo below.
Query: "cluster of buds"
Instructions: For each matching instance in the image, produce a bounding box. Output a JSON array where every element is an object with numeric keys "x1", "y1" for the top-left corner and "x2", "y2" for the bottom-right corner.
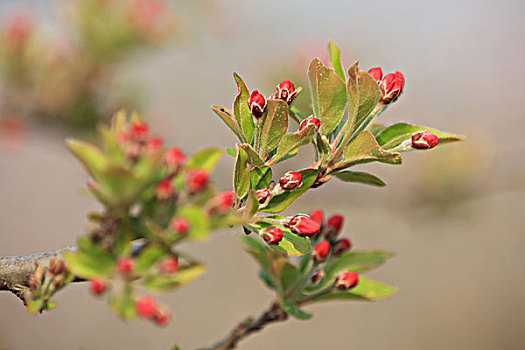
[
  {"x1": 248, "y1": 79, "x2": 299, "y2": 119},
  {"x1": 135, "y1": 295, "x2": 171, "y2": 326},
  {"x1": 368, "y1": 67, "x2": 405, "y2": 105}
]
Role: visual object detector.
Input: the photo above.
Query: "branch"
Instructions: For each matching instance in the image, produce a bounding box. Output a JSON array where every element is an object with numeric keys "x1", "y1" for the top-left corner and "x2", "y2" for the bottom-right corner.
[
  {"x1": 199, "y1": 301, "x2": 288, "y2": 350},
  {"x1": 0, "y1": 247, "x2": 76, "y2": 302}
]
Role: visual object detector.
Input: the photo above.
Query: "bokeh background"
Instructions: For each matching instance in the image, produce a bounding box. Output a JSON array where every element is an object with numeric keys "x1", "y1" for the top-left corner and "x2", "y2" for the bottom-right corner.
[{"x1": 1, "y1": 0, "x2": 524, "y2": 349}]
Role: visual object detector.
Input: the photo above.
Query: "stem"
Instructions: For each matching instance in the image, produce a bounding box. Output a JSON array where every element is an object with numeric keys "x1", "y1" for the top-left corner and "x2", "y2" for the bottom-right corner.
[
  {"x1": 254, "y1": 118, "x2": 262, "y2": 153},
  {"x1": 199, "y1": 301, "x2": 287, "y2": 350}
]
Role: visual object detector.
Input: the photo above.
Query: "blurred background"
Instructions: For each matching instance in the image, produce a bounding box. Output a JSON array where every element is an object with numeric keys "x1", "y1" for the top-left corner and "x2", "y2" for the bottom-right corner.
[{"x1": 1, "y1": 0, "x2": 524, "y2": 349}]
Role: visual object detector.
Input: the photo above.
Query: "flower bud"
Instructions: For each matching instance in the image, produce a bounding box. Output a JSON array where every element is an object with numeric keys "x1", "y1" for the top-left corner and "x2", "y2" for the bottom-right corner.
[
  {"x1": 165, "y1": 147, "x2": 185, "y2": 174},
  {"x1": 116, "y1": 257, "x2": 134, "y2": 276},
  {"x1": 274, "y1": 80, "x2": 297, "y2": 105},
  {"x1": 367, "y1": 67, "x2": 383, "y2": 83},
  {"x1": 124, "y1": 140, "x2": 141, "y2": 160},
  {"x1": 154, "y1": 308, "x2": 171, "y2": 326},
  {"x1": 49, "y1": 257, "x2": 65, "y2": 276},
  {"x1": 333, "y1": 238, "x2": 352, "y2": 256},
  {"x1": 298, "y1": 117, "x2": 321, "y2": 133},
  {"x1": 309, "y1": 210, "x2": 324, "y2": 226},
  {"x1": 255, "y1": 188, "x2": 271, "y2": 207},
  {"x1": 335, "y1": 271, "x2": 359, "y2": 291},
  {"x1": 129, "y1": 120, "x2": 148, "y2": 142},
  {"x1": 53, "y1": 274, "x2": 66, "y2": 288},
  {"x1": 145, "y1": 136, "x2": 163, "y2": 154},
  {"x1": 135, "y1": 295, "x2": 158, "y2": 318},
  {"x1": 323, "y1": 214, "x2": 344, "y2": 240},
  {"x1": 311, "y1": 269, "x2": 325, "y2": 285},
  {"x1": 279, "y1": 171, "x2": 302, "y2": 191},
  {"x1": 155, "y1": 179, "x2": 174, "y2": 201},
  {"x1": 186, "y1": 170, "x2": 208, "y2": 193},
  {"x1": 312, "y1": 240, "x2": 330, "y2": 263},
  {"x1": 411, "y1": 131, "x2": 439, "y2": 150},
  {"x1": 171, "y1": 218, "x2": 190, "y2": 235},
  {"x1": 158, "y1": 256, "x2": 179, "y2": 274},
  {"x1": 248, "y1": 90, "x2": 267, "y2": 119},
  {"x1": 379, "y1": 71, "x2": 405, "y2": 104},
  {"x1": 210, "y1": 191, "x2": 236, "y2": 214},
  {"x1": 89, "y1": 279, "x2": 107, "y2": 296},
  {"x1": 286, "y1": 215, "x2": 321, "y2": 237},
  {"x1": 260, "y1": 226, "x2": 283, "y2": 245}
]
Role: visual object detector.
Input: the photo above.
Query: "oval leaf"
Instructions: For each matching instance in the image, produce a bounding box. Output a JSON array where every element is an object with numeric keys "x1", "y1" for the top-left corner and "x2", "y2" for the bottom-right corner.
[
  {"x1": 233, "y1": 73, "x2": 255, "y2": 143},
  {"x1": 259, "y1": 99, "x2": 289, "y2": 156},
  {"x1": 334, "y1": 171, "x2": 386, "y2": 187},
  {"x1": 234, "y1": 145, "x2": 250, "y2": 198}
]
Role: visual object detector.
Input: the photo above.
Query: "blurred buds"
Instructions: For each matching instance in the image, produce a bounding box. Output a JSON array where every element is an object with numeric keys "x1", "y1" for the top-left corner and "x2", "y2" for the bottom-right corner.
[
  {"x1": 210, "y1": 191, "x2": 236, "y2": 214},
  {"x1": 411, "y1": 131, "x2": 439, "y2": 149},
  {"x1": 368, "y1": 67, "x2": 383, "y2": 83},
  {"x1": 171, "y1": 218, "x2": 189, "y2": 235},
  {"x1": 2, "y1": 12, "x2": 33, "y2": 52},
  {"x1": 89, "y1": 279, "x2": 107, "y2": 296},
  {"x1": 323, "y1": 214, "x2": 344, "y2": 240},
  {"x1": 274, "y1": 80, "x2": 297, "y2": 105},
  {"x1": 186, "y1": 170, "x2": 208, "y2": 193},
  {"x1": 135, "y1": 295, "x2": 158, "y2": 318},
  {"x1": 154, "y1": 308, "x2": 171, "y2": 326},
  {"x1": 312, "y1": 240, "x2": 330, "y2": 263},
  {"x1": 155, "y1": 179, "x2": 174, "y2": 200},
  {"x1": 116, "y1": 257, "x2": 135, "y2": 276},
  {"x1": 333, "y1": 238, "x2": 352, "y2": 256},
  {"x1": 310, "y1": 210, "x2": 324, "y2": 226},
  {"x1": 145, "y1": 136, "x2": 163, "y2": 154},
  {"x1": 335, "y1": 271, "x2": 359, "y2": 291},
  {"x1": 248, "y1": 90, "x2": 267, "y2": 119},
  {"x1": 260, "y1": 226, "x2": 283, "y2": 245},
  {"x1": 311, "y1": 269, "x2": 325, "y2": 285},
  {"x1": 255, "y1": 188, "x2": 271, "y2": 207},
  {"x1": 158, "y1": 256, "x2": 179, "y2": 274},
  {"x1": 298, "y1": 117, "x2": 321, "y2": 133},
  {"x1": 279, "y1": 171, "x2": 302, "y2": 191},
  {"x1": 129, "y1": 120, "x2": 149, "y2": 142},
  {"x1": 165, "y1": 147, "x2": 185, "y2": 174},
  {"x1": 48, "y1": 257, "x2": 65, "y2": 276},
  {"x1": 287, "y1": 215, "x2": 321, "y2": 237}
]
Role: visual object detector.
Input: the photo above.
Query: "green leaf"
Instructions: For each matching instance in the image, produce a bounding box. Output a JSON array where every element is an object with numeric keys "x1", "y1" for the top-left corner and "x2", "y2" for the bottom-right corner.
[
  {"x1": 346, "y1": 66, "x2": 381, "y2": 135},
  {"x1": 243, "y1": 190, "x2": 259, "y2": 220},
  {"x1": 262, "y1": 168, "x2": 319, "y2": 213},
  {"x1": 233, "y1": 73, "x2": 255, "y2": 143},
  {"x1": 64, "y1": 237, "x2": 115, "y2": 279},
  {"x1": 226, "y1": 147, "x2": 237, "y2": 157},
  {"x1": 334, "y1": 131, "x2": 402, "y2": 170},
  {"x1": 255, "y1": 221, "x2": 311, "y2": 257},
  {"x1": 280, "y1": 301, "x2": 312, "y2": 320},
  {"x1": 238, "y1": 235, "x2": 270, "y2": 271},
  {"x1": 211, "y1": 105, "x2": 245, "y2": 142},
  {"x1": 308, "y1": 58, "x2": 347, "y2": 135},
  {"x1": 239, "y1": 144, "x2": 265, "y2": 167},
  {"x1": 177, "y1": 206, "x2": 210, "y2": 242},
  {"x1": 324, "y1": 251, "x2": 394, "y2": 276},
  {"x1": 135, "y1": 246, "x2": 165, "y2": 273},
  {"x1": 315, "y1": 133, "x2": 332, "y2": 164},
  {"x1": 234, "y1": 145, "x2": 250, "y2": 198},
  {"x1": 280, "y1": 263, "x2": 300, "y2": 292},
  {"x1": 328, "y1": 40, "x2": 345, "y2": 80},
  {"x1": 259, "y1": 99, "x2": 289, "y2": 156},
  {"x1": 250, "y1": 166, "x2": 272, "y2": 190},
  {"x1": 185, "y1": 148, "x2": 223, "y2": 172},
  {"x1": 66, "y1": 139, "x2": 106, "y2": 179},
  {"x1": 314, "y1": 278, "x2": 397, "y2": 302},
  {"x1": 375, "y1": 122, "x2": 465, "y2": 149},
  {"x1": 334, "y1": 171, "x2": 386, "y2": 187},
  {"x1": 144, "y1": 264, "x2": 205, "y2": 293},
  {"x1": 269, "y1": 127, "x2": 316, "y2": 165},
  {"x1": 110, "y1": 284, "x2": 136, "y2": 320}
]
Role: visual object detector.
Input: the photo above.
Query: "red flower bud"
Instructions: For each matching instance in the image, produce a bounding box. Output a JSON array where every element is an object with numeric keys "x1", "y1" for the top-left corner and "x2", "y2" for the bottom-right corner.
[
  {"x1": 311, "y1": 269, "x2": 325, "y2": 285},
  {"x1": 135, "y1": 296, "x2": 158, "y2": 318},
  {"x1": 124, "y1": 140, "x2": 141, "y2": 160},
  {"x1": 324, "y1": 214, "x2": 344, "y2": 240},
  {"x1": 335, "y1": 271, "x2": 359, "y2": 291},
  {"x1": 368, "y1": 67, "x2": 383, "y2": 83},
  {"x1": 411, "y1": 131, "x2": 439, "y2": 150},
  {"x1": 298, "y1": 117, "x2": 321, "y2": 133},
  {"x1": 186, "y1": 170, "x2": 208, "y2": 193},
  {"x1": 154, "y1": 308, "x2": 171, "y2": 326},
  {"x1": 333, "y1": 238, "x2": 352, "y2": 256},
  {"x1": 116, "y1": 257, "x2": 134, "y2": 276},
  {"x1": 158, "y1": 256, "x2": 179, "y2": 274},
  {"x1": 129, "y1": 120, "x2": 148, "y2": 142},
  {"x1": 165, "y1": 147, "x2": 185, "y2": 173},
  {"x1": 279, "y1": 171, "x2": 302, "y2": 191},
  {"x1": 310, "y1": 210, "x2": 324, "y2": 226},
  {"x1": 260, "y1": 226, "x2": 283, "y2": 245},
  {"x1": 287, "y1": 215, "x2": 321, "y2": 237},
  {"x1": 274, "y1": 80, "x2": 297, "y2": 105},
  {"x1": 211, "y1": 191, "x2": 236, "y2": 214},
  {"x1": 89, "y1": 279, "x2": 107, "y2": 296},
  {"x1": 248, "y1": 90, "x2": 267, "y2": 119},
  {"x1": 171, "y1": 218, "x2": 189, "y2": 235},
  {"x1": 145, "y1": 136, "x2": 163, "y2": 154},
  {"x1": 379, "y1": 71, "x2": 405, "y2": 104},
  {"x1": 49, "y1": 257, "x2": 65, "y2": 275},
  {"x1": 255, "y1": 188, "x2": 271, "y2": 206},
  {"x1": 155, "y1": 179, "x2": 174, "y2": 200},
  {"x1": 312, "y1": 240, "x2": 330, "y2": 263}
]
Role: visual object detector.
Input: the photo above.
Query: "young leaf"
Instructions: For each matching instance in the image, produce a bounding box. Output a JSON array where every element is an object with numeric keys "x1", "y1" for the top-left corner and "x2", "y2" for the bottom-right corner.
[
  {"x1": 269, "y1": 126, "x2": 316, "y2": 165},
  {"x1": 346, "y1": 64, "x2": 381, "y2": 136},
  {"x1": 328, "y1": 40, "x2": 345, "y2": 80},
  {"x1": 63, "y1": 238, "x2": 115, "y2": 279},
  {"x1": 144, "y1": 264, "x2": 205, "y2": 293},
  {"x1": 211, "y1": 105, "x2": 245, "y2": 142},
  {"x1": 268, "y1": 226, "x2": 311, "y2": 257},
  {"x1": 238, "y1": 235, "x2": 270, "y2": 271},
  {"x1": 135, "y1": 246, "x2": 165, "y2": 272},
  {"x1": 109, "y1": 284, "x2": 136, "y2": 320},
  {"x1": 262, "y1": 168, "x2": 319, "y2": 213},
  {"x1": 233, "y1": 73, "x2": 255, "y2": 143},
  {"x1": 374, "y1": 122, "x2": 465, "y2": 149},
  {"x1": 239, "y1": 143, "x2": 265, "y2": 167},
  {"x1": 250, "y1": 166, "x2": 272, "y2": 190},
  {"x1": 308, "y1": 58, "x2": 347, "y2": 135},
  {"x1": 313, "y1": 277, "x2": 397, "y2": 302},
  {"x1": 324, "y1": 251, "x2": 394, "y2": 276},
  {"x1": 280, "y1": 301, "x2": 312, "y2": 320},
  {"x1": 66, "y1": 139, "x2": 107, "y2": 179},
  {"x1": 334, "y1": 171, "x2": 386, "y2": 187},
  {"x1": 234, "y1": 145, "x2": 250, "y2": 198},
  {"x1": 177, "y1": 206, "x2": 210, "y2": 242},
  {"x1": 185, "y1": 148, "x2": 223, "y2": 172},
  {"x1": 259, "y1": 99, "x2": 289, "y2": 156},
  {"x1": 243, "y1": 190, "x2": 259, "y2": 220}
]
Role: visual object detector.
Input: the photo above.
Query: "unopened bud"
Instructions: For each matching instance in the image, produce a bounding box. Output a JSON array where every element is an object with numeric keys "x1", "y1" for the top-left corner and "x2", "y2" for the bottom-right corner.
[
  {"x1": 89, "y1": 279, "x2": 107, "y2": 296},
  {"x1": 312, "y1": 241, "x2": 330, "y2": 263},
  {"x1": 186, "y1": 170, "x2": 208, "y2": 193},
  {"x1": 279, "y1": 171, "x2": 302, "y2": 191},
  {"x1": 145, "y1": 136, "x2": 163, "y2": 154},
  {"x1": 135, "y1": 295, "x2": 158, "y2": 318},
  {"x1": 411, "y1": 131, "x2": 439, "y2": 149},
  {"x1": 274, "y1": 80, "x2": 297, "y2": 105},
  {"x1": 309, "y1": 210, "x2": 324, "y2": 226},
  {"x1": 165, "y1": 147, "x2": 185, "y2": 174},
  {"x1": 311, "y1": 269, "x2": 325, "y2": 285},
  {"x1": 49, "y1": 257, "x2": 65, "y2": 276},
  {"x1": 335, "y1": 271, "x2": 359, "y2": 291},
  {"x1": 116, "y1": 257, "x2": 134, "y2": 276},
  {"x1": 248, "y1": 90, "x2": 267, "y2": 119},
  {"x1": 298, "y1": 117, "x2": 321, "y2": 133},
  {"x1": 171, "y1": 218, "x2": 190, "y2": 235},
  {"x1": 379, "y1": 71, "x2": 404, "y2": 104},
  {"x1": 323, "y1": 214, "x2": 344, "y2": 240},
  {"x1": 333, "y1": 238, "x2": 352, "y2": 256},
  {"x1": 154, "y1": 308, "x2": 171, "y2": 326},
  {"x1": 158, "y1": 256, "x2": 179, "y2": 274},
  {"x1": 286, "y1": 215, "x2": 321, "y2": 237},
  {"x1": 129, "y1": 120, "x2": 148, "y2": 142},
  {"x1": 260, "y1": 226, "x2": 284, "y2": 245},
  {"x1": 367, "y1": 67, "x2": 383, "y2": 83},
  {"x1": 210, "y1": 191, "x2": 236, "y2": 214},
  {"x1": 155, "y1": 179, "x2": 174, "y2": 201},
  {"x1": 255, "y1": 188, "x2": 271, "y2": 207}
]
